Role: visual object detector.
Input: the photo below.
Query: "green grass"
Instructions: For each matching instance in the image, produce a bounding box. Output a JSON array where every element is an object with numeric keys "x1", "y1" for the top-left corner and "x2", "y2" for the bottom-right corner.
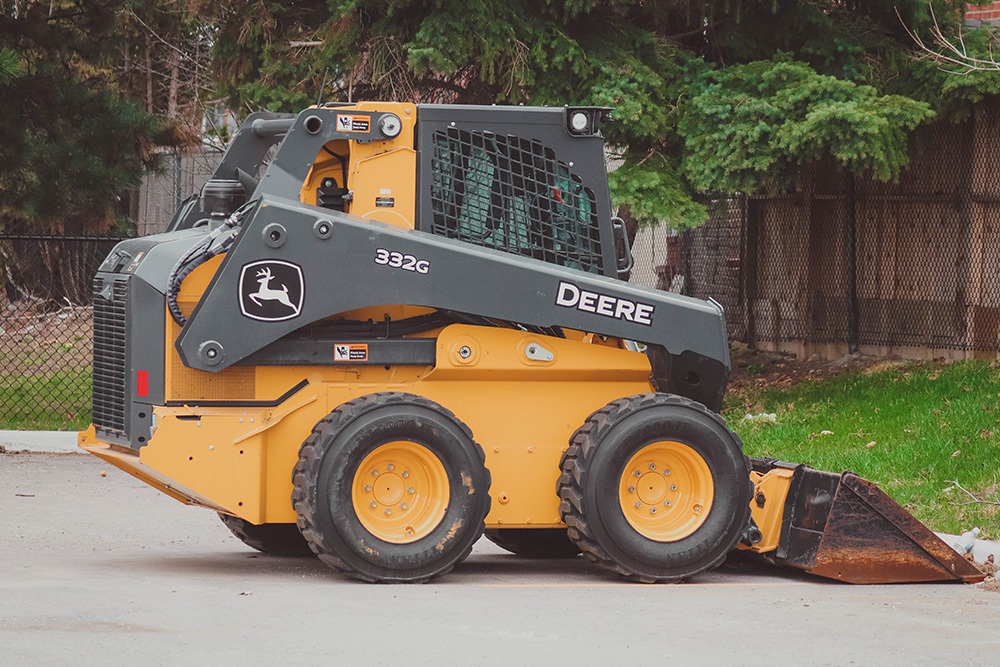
[
  {"x1": 723, "y1": 360, "x2": 1000, "y2": 538},
  {"x1": 0, "y1": 369, "x2": 92, "y2": 431}
]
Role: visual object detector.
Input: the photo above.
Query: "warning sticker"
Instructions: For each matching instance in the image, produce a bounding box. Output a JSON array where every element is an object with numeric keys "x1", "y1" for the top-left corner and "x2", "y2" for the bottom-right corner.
[
  {"x1": 336, "y1": 114, "x2": 371, "y2": 133},
  {"x1": 334, "y1": 343, "x2": 369, "y2": 362},
  {"x1": 125, "y1": 251, "x2": 145, "y2": 273},
  {"x1": 375, "y1": 197, "x2": 395, "y2": 208}
]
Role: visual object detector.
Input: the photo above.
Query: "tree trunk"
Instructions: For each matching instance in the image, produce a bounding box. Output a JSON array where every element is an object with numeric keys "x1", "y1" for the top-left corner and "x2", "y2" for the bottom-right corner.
[
  {"x1": 167, "y1": 50, "x2": 180, "y2": 120},
  {"x1": 145, "y1": 39, "x2": 153, "y2": 114}
]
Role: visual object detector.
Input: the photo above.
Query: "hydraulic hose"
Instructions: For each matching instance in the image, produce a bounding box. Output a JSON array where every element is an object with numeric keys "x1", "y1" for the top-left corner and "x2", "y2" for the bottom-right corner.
[{"x1": 166, "y1": 201, "x2": 255, "y2": 327}]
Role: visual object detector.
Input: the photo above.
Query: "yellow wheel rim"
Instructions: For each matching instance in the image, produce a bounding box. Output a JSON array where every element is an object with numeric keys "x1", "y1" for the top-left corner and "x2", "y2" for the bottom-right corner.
[
  {"x1": 352, "y1": 441, "x2": 450, "y2": 544},
  {"x1": 618, "y1": 441, "x2": 714, "y2": 542}
]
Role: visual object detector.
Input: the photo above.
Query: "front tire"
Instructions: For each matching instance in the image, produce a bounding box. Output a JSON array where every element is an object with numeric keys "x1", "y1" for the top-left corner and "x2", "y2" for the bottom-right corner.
[
  {"x1": 292, "y1": 392, "x2": 491, "y2": 583},
  {"x1": 557, "y1": 393, "x2": 751, "y2": 583},
  {"x1": 218, "y1": 514, "x2": 314, "y2": 556}
]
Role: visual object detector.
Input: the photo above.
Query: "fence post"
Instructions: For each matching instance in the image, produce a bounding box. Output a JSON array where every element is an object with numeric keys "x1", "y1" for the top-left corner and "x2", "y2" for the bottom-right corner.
[
  {"x1": 744, "y1": 198, "x2": 759, "y2": 349},
  {"x1": 845, "y1": 171, "x2": 859, "y2": 354}
]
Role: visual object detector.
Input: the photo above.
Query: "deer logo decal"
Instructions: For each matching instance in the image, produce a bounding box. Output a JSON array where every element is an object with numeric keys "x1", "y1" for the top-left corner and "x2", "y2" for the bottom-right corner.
[{"x1": 239, "y1": 260, "x2": 304, "y2": 322}]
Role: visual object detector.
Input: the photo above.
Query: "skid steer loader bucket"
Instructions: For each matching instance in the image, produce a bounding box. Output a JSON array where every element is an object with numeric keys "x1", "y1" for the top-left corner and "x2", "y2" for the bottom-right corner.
[{"x1": 745, "y1": 459, "x2": 986, "y2": 584}]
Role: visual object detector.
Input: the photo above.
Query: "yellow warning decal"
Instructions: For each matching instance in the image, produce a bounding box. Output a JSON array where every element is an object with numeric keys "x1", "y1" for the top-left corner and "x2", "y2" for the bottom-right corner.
[
  {"x1": 336, "y1": 114, "x2": 371, "y2": 133},
  {"x1": 334, "y1": 343, "x2": 369, "y2": 361}
]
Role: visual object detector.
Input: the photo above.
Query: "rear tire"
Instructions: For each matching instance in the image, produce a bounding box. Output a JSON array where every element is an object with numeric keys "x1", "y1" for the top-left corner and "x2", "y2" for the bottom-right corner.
[
  {"x1": 293, "y1": 392, "x2": 491, "y2": 583},
  {"x1": 557, "y1": 393, "x2": 751, "y2": 583},
  {"x1": 218, "y1": 514, "x2": 314, "y2": 556},
  {"x1": 484, "y1": 528, "x2": 581, "y2": 559}
]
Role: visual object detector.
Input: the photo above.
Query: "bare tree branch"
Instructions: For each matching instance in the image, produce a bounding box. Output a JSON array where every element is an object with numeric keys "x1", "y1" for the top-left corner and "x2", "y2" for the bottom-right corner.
[
  {"x1": 946, "y1": 479, "x2": 1000, "y2": 506},
  {"x1": 897, "y1": 3, "x2": 1000, "y2": 74}
]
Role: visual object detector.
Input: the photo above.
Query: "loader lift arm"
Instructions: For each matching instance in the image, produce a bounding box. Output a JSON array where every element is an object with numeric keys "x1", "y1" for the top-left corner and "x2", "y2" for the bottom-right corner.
[{"x1": 172, "y1": 196, "x2": 731, "y2": 410}]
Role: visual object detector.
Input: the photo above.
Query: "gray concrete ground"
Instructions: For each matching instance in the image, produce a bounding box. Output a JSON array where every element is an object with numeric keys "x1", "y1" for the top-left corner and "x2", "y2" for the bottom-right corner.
[
  {"x1": 0, "y1": 429, "x2": 77, "y2": 453},
  {"x1": 2, "y1": 451, "x2": 999, "y2": 667}
]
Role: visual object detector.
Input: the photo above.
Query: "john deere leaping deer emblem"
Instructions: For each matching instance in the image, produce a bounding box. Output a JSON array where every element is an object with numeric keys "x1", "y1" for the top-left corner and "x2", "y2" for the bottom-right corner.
[{"x1": 238, "y1": 260, "x2": 304, "y2": 322}]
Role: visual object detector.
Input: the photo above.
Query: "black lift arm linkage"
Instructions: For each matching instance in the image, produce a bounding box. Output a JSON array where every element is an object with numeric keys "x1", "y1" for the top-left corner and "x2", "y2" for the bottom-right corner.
[{"x1": 176, "y1": 197, "x2": 731, "y2": 410}]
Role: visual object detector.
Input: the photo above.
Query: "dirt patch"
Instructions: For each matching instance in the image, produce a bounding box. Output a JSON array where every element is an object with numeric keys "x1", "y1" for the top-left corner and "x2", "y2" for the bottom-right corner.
[
  {"x1": 976, "y1": 577, "x2": 1000, "y2": 593},
  {"x1": 0, "y1": 303, "x2": 92, "y2": 375},
  {"x1": 727, "y1": 344, "x2": 890, "y2": 398}
]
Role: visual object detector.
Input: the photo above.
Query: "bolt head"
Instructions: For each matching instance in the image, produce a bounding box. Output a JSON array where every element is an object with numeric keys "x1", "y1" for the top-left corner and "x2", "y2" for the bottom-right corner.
[
  {"x1": 400, "y1": 503, "x2": 407, "y2": 510},
  {"x1": 650, "y1": 507, "x2": 657, "y2": 514},
  {"x1": 627, "y1": 485, "x2": 636, "y2": 493},
  {"x1": 386, "y1": 464, "x2": 395, "y2": 471},
  {"x1": 371, "y1": 469, "x2": 379, "y2": 477},
  {"x1": 407, "y1": 487, "x2": 415, "y2": 494},
  {"x1": 670, "y1": 484, "x2": 677, "y2": 491},
  {"x1": 694, "y1": 505, "x2": 702, "y2": 513},
  {"x1": 385, "y1": 509, "x2": 392, "y2": 516},
  {"x1": 665, "y1": 501, "x2": 672, "y2": 507},
  {"x1": 364, "y1": 485, "x2": 371, "y2": 493},
  {"x1": 369, "y1": 501, "x2": 377, "y2": 508},
  {"x1": 664, "y1": 469, "x2": 671, "y2": 476},
  {"x1": 648, "y1": 463, "x2": 656, "y2": 470},
  {"x1": 634, "y1": 501, "x2": 642, "y2": 508},
  {"x1": 402, "y1": 471, "x2": 409, "y2": 478},
  {"x1": 633, "y1": 470, "x2": 641, "y2": 478}
]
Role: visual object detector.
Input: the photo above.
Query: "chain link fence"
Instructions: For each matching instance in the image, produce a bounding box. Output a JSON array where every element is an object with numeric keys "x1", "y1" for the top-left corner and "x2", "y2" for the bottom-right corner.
[
  {"x1": 0, "y1": 235, "x2": 127, "y2": 429},
  {"x1": 629, "y1": 102, "x2": 1000, "y2": 359},
  {"x1": 0, "y1": 149, "x2": 224, "y2": 429},
  {"x1": 5, "y1": 108, "x2": 1000, "y2": 429}
]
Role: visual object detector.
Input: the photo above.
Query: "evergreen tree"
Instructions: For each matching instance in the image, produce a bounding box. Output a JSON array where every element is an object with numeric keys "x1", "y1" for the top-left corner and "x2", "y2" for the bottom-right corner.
[
  {"x1": 0, "y1": 0, "x2": 183, "y2": 234},
  {"x1": 194, "y1": 0, "x2": 989, "y2": 229}
]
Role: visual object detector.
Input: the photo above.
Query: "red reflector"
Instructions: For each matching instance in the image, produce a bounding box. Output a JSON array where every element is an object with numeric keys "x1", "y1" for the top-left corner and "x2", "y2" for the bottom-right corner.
[{"x1": 137, "y1": 371, "x2": 149, "y2": 397}]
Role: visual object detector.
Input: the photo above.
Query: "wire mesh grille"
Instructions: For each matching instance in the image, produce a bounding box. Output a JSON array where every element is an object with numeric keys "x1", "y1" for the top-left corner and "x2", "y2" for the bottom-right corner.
[
  {"x1": 92, "y1": 276, "x2": 128, "y2": 435},
  {"x1": 427, "y1": 128, "x2": 603, "y2": 273}
]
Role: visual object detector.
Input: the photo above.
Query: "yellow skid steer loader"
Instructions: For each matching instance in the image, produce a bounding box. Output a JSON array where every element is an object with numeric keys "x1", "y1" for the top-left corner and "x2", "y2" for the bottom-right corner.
[{"x1": 80, "y1": 102, "x2": 984, "y2": 584}]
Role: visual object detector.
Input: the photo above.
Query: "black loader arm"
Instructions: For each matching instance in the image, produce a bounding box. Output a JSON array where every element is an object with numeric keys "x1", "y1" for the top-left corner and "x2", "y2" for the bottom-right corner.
[{"x1": 174, "y1": 197, "x2": 731, "y2": 410}]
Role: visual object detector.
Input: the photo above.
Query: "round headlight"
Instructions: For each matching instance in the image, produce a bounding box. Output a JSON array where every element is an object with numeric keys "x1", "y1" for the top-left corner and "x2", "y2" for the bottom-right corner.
[{"x1": 570, "y1": 111, "x2": 589, "y2": 132}]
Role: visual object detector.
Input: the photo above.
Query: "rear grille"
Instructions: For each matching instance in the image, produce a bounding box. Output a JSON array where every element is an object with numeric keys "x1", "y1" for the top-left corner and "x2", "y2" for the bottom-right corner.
[
  {"x1": 427, "y1": 129, "x2": 603, "y2": 273},
  {"x1": 92, "y1": 276, "x2": 128, "y2": 435}
]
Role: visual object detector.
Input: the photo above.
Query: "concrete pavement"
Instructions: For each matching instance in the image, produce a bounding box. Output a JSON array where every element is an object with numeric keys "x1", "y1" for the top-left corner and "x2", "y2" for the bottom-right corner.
[{"x1": 1, "y1": 453, "x2": 998, "y2": 666}]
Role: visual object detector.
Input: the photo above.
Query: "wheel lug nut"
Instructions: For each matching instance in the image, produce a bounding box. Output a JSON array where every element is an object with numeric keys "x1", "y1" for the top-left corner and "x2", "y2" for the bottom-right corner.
[
  {"x1": 633, "y1": 470, "x2": 641, "y2": 478},
  {"x1": 386, "y1": 464, "x2": 395, "y2": 471},
  {"x1": 694, "y1": 505, "x2": 702, "y2": 513},
  {"x1": 664, "y1": 469, "x2": 671, "y2": 476},
  {"x1": 650, "y1": 507, "x2": 657, "y2": 514},
  {"x1": 627, "y1": 485, "x2": 636, "y2": 493},
  {"x1": 665, "y1": 501, "x2": 672, "y2": 507},
  {"x1": 634, "y1": 501, "x2": 642, "y2": 508},
  {"x1": 648, "y1": 463, "x2": 656, "y2": 470},
  {"x1": 402, "y1": 471, "x2": 409, "y2": 478},
  {"x1": 407, "y1": 487, "x2": 415, "y2": 494},
  {"x1": 371, "y1": 469, "x2": 379, "y2": 477},
  {"x1": 364, "y1": 485, "x2": 371, "y2": 492},
  {"x1": 385, "y1": 508, "x2": 392, "y2": 515},
  {"x1": 400, "y1": 503, "x2": 407, "y2": 510},
  {"x1": 670, "y1": 484, "x2": 677, "y2": 491},
  {"x1": 369, "y1": 501, "x2": 377, "y2": 508}
]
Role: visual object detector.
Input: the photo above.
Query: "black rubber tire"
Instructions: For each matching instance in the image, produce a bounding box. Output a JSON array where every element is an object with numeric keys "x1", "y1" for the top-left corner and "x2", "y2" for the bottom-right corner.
[
  {"x1": 557, "y1": 393, "x2": 752, "y2": 583},
  {"x1": 218, "y1": 513, "x2": 314, "y2": 557},
  {"x1": 292, "y1": 392, "x2": 491, "y2": 583},
  {"x1": 484, "y1": 528, "x2": 582, "y2": 559}
]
